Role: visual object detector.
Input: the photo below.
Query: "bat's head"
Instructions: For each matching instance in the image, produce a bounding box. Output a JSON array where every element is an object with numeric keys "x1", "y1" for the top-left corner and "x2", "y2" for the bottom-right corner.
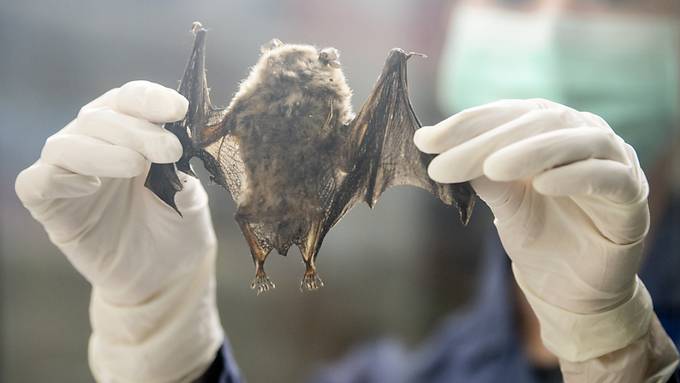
[
  {"x1": 257, "y1": 38, "x2": 345, "y2": 84},
  {"x1": 232, "y1": 39, "x2": 354, "y2": 124}
]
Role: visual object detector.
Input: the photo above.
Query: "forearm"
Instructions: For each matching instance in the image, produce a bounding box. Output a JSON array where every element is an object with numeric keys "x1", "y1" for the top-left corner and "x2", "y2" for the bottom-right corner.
[
  {"x1": 560, "y1": 315, "x2": 679, "y2": 383},
  {"x1": 514, "y1": 266, "x2": 679, "y2": 382},
  {"x1": 88, "y1": 249, "x2": 224, "y2": 383}
]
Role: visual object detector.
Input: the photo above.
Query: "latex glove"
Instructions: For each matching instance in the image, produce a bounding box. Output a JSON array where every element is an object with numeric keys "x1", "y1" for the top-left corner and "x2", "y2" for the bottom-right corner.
[
  {"x1": 15, "y1": 81, "x2": 223, "y2": 382},
  {"x1": 414, "y1": 99, "x2": 677, "y2": 366}
]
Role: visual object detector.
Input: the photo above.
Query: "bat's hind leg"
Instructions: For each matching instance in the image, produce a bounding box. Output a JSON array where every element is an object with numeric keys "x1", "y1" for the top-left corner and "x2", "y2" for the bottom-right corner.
[
  {"x1": 237, "y1": 216, "x2": 275, "y2": 295},
  {"x1": 300, "y1": 258, "x2": 324, "y2": 292},
  {"x1": 298, "y1": 221, "x2": 325, "y2": 292},
  {"x1": 252, "y1": 260, "x2": 275, "y2": 295}
]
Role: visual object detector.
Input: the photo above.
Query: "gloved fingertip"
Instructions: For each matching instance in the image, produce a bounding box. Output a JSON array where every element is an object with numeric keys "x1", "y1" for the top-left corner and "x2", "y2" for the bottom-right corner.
[
  {"x1": 413, "y1": 128, "x2": 426, "y2": 149},
  {"x1": 482, "y1": 160, "x2": 501, "y2": 182},
  {"x1": 427, "y1": 157, "x2": 457, "y2": 184},
  {"x1": 167, "y1": 134, "x2": 184, "y2": 162},
  {"x1": 175, "y1": 93, "x2": 190, "y2": 119},
  {"x1": 14, "y1": 166, "x2": 36, "y2": 202},
  {"x1": 144, "y1": 134, "x2": 183, "y2": 164},
  {"x1": 413, "y1": 126, "x2": 439, "y2": 153},
  {"x1": 144, "y1": 86, "x2": 189, "y2": 123},
  {"x1": 117, "y1": 81, "x2": 188, "y2": 123},
  {"x1": 124, "y1": 156, "x2": 150, "y2": 178},
  {"x1": 483, "y1": 156, "x2": 514, "y2": 182},
  {"x1": 15, "y1": 164, "x2": 102, "y2": 203},
  {"x1": 427, "y1": 166, "x2": 446, "y2": 183}
]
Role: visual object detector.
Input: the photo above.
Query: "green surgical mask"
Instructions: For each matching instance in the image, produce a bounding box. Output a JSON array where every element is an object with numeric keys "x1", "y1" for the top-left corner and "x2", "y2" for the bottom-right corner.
[{"x1": 438, "y1": 5, "x2": 680, "y2": 167}]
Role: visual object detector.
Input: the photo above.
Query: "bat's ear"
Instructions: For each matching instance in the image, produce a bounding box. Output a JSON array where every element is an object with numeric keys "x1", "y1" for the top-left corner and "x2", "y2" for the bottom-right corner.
[
  {"x1": 319, "y1": 47, "x2": 341, "y2": 68},
  {"x1": 260, "y1": 38, "x2": 283, "y2": 53}
]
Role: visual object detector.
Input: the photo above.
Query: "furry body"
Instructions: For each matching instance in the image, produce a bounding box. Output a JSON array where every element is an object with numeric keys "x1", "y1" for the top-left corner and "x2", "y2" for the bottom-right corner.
[
  {"x1": 226, "y1": 43, "x2": 353, "y2": 252},
  {"x1": 145, "y1": 24, "x2": 476, "y2": 294}
]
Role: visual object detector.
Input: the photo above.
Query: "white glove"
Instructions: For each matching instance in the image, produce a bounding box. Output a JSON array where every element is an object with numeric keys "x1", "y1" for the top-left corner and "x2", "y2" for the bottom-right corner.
[
  {"x1": 414, "y1": 99, "x2": 675, "y2": 365},
  {"x1": 15, "y1": 81, "x2": 223, "y2": 382}
]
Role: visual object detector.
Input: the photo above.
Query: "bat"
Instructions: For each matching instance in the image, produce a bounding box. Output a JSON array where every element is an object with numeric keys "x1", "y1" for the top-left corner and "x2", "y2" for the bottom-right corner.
[{"x1": 146, "y1": 22, "x2": 475, "y2": 294}]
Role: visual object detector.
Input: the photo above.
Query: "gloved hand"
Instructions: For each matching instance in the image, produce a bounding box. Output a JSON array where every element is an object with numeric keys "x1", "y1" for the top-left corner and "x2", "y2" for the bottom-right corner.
[
  {"x1": 414, "y1": 99, "x2": 663, "y2": 362},
  {"x1": 15, "y1": 81, "x2": 223, "y2": 382}
]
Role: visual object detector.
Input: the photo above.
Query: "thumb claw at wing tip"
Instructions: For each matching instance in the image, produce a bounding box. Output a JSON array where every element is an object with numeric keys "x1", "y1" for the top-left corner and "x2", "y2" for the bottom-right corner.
[{"x1": 407, "y1": 52, "x2": 428, "y2": 59}]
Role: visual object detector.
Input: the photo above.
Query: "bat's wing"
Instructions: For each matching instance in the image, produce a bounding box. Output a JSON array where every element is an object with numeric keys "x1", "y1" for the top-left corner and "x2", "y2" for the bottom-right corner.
[
  {"x1": 327, "y1": 49, "x2": 475, "y2": 228},
  {"x1": 145, "y1": 22, "x2": 232, "y2": 213}
]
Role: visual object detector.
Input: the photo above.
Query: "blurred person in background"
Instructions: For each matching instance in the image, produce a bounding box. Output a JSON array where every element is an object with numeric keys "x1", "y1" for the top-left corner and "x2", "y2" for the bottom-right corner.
[
  {"x1": 314, "y1": 1, "x2": 680, "y2": 382},
  {"x1": 13, "y1": 0, "x2": 680, "y2": 383}
]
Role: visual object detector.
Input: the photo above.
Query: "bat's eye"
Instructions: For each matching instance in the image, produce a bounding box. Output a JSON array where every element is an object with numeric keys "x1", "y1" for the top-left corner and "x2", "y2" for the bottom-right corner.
[{"x1": 319, "y1": 47, "x2": 340, "y2": 68}]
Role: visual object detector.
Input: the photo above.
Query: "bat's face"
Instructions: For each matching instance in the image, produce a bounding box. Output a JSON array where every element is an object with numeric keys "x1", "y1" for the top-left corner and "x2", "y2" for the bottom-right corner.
[{"x1": 231, "y1": 39, "x2": 355, "y2": 125}]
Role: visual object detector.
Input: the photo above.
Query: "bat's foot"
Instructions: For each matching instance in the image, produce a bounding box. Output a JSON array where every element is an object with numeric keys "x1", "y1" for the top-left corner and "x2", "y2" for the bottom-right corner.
[
  {"x1": 300, "y1": 269, "x2": 324, "y2": 292},
  {"x1": 251, "y1": 272, "x2": 276, "y2": 295}
]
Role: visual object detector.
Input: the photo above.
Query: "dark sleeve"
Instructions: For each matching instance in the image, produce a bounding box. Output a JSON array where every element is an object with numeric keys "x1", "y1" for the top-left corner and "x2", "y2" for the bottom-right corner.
[
  {"x1": 669, "y1": 369, "x2": 680, "y2": 383},
  {"x1": 195, "y1": 340, "x2": 244, "y2": 383},
  {"x1": 306, "y1": 340, "x2": 411, "y2": 383}
]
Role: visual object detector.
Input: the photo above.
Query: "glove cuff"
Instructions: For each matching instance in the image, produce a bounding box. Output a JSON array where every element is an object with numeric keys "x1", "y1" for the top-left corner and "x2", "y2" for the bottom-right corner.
[
  {"x1": 513, "y1": 265, "x2": 653, "y2": 362},
  {"x1": 88, "y1": 250, "x2": 224, "y2": 382}
]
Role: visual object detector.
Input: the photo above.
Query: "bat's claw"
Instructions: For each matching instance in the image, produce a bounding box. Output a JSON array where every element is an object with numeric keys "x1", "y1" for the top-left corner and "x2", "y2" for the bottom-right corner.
[
  {"x1": 191, "y1": 21, "x2": 204, "y2": 34},
  {"x1": 300, "y1": 269, "x2": 324, "y2": 292},
  {"x1": 251, "y1": 272, "x2": 276, "y2": 295},
  {"x1": 407, "y1": 51, "x2": 427, "y2": 59}
]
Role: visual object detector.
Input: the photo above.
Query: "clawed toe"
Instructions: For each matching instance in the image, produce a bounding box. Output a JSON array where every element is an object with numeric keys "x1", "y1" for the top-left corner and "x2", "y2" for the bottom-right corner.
[
  {"x1": 251, "y1": 274, "x2": 276, "y2": 295},
  {"x1": 300, "y1": 271, "x2": 324, "y2": 292}
]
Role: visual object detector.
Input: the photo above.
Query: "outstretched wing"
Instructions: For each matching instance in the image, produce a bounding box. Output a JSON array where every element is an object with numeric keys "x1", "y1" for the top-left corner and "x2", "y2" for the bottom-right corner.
[
  {"x1": 327, "y1": 49, "x2": 475, "y2": 228},
  {"x1": 145, "y1": 22, "x2": 231, "y2": 213}
]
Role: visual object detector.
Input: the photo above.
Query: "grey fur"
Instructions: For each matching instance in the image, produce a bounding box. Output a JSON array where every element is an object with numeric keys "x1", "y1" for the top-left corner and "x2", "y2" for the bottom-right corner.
[{"x1": 225, "y1": 42, "x2": 354, "y2": 252}]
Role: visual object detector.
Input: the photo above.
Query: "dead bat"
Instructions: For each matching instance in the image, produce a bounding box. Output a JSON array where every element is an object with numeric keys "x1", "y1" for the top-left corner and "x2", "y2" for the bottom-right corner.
[{"x1": 146, "y1": 22, "x2": 475, "y2": 294}]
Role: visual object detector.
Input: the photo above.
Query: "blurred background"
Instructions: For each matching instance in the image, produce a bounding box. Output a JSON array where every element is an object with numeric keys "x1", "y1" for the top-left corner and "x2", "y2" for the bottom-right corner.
[
  {"x1": 2, "y1": 1, "x2": 679, "y2": 382},
  {"x1": 0, "y1": 1, "x2": 492, "y2": 381}
]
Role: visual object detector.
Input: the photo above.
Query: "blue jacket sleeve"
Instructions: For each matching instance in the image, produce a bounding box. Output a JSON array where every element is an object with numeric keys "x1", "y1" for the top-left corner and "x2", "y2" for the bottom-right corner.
[{"x1": 196, "y1": 340, "x2": 244, "y2": 383}]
